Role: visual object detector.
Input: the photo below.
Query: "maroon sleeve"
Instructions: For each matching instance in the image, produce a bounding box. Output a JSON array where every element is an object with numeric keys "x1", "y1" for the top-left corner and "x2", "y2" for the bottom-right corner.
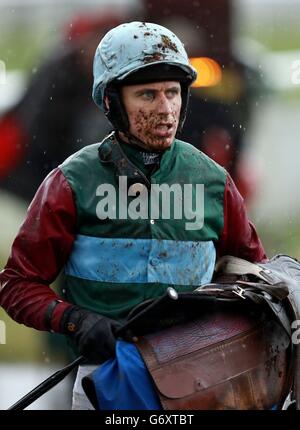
[
  {"x1": 0, "y1": 168, "x2": 76, "y2": 332},
  {"x1": 217, "y1": 174, "x2": 267, "y2": 263}
]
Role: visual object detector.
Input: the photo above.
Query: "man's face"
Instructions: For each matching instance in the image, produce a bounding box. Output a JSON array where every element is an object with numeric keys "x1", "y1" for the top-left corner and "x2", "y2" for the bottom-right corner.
[{"x1": 121, "y1": 81, "x2": 182, "y2": 151}]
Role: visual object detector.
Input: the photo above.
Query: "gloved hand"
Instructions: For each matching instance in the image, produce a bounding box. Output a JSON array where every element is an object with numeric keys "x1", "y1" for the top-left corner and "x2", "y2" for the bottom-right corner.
[{"x1": 60, "y1": 306, "x2": 122, "y2": 364}]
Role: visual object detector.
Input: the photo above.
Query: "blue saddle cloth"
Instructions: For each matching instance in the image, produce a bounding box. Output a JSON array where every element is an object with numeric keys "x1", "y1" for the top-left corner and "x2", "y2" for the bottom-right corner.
[{"x1": 90, "y1": 340, "x2": 162, "y2": 410}]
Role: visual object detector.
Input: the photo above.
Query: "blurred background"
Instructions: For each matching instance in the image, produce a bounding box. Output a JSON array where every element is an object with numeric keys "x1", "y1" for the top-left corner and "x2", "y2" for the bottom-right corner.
[{"x1": 0, "y1": 0, "x2": 300, "y2": 409}]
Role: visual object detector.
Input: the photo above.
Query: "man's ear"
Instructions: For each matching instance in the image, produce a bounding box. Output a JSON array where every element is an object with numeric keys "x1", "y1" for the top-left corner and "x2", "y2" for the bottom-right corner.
[{"x1": 104, "y1": 96, "x2": 110, "y2": 111}]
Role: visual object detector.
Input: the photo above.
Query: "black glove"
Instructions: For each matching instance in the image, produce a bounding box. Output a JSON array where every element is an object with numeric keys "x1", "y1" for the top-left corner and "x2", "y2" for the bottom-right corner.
[{"x1": 60, "y1": 306, "x2": 121, "y2": 364}]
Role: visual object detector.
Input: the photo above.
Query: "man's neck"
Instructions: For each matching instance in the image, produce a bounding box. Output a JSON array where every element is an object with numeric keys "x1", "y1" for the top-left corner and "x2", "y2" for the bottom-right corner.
[
  {"x1": 117, "y1": 131, "x2": 165, "y2": 154},
  {"x1": 116, "y1": 132, "x2": 162, "y2": 175}
]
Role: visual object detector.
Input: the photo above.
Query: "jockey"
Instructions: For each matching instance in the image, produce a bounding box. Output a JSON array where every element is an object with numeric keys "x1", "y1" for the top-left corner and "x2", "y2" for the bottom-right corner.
[{"x1": 0, "y1": 21, "x2": 266, "y2": 409}]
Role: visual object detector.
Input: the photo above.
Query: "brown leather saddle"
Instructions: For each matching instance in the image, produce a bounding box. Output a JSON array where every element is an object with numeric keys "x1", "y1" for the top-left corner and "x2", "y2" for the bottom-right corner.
[{"x1": 121, "y1": 254, "x2": 300, "y2": 410}]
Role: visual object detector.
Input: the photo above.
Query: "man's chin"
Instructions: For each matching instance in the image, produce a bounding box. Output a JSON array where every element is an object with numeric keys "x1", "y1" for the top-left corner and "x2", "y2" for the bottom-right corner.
[{"x1": 145, "y1": 136, "x2": 174, "y2": 151}]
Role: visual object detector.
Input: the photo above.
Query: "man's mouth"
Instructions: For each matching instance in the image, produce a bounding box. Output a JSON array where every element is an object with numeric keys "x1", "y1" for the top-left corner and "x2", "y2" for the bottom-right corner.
[{"x1": 154, "y1": 123, "x2": 174, "y2": 136}]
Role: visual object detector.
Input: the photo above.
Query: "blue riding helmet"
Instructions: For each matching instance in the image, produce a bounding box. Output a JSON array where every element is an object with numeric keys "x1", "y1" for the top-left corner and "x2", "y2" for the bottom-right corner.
[{"x1": 92, "y1": 21, "x2": 197, "y2": 133}]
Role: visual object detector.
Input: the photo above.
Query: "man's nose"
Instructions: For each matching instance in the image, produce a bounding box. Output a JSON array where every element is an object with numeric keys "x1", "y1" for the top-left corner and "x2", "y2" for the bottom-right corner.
[{"x1": 156, "y1": 93, "x2": 173, "y2": 114}]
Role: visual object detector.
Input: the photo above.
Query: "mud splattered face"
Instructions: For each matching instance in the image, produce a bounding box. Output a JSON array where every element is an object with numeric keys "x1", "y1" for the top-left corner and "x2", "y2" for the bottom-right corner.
[{"x1": 120, "y1": 81, "x2": 181, "y2": 151}]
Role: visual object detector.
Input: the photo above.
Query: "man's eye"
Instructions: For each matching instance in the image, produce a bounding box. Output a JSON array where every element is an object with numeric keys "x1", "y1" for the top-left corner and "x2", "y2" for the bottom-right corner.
[
  {"x1": 166, "y1": 89, "x2": 179, "y2": 98},
  {"x1": 142, "y1": 91, "x2": 154, "y2": 100}
]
